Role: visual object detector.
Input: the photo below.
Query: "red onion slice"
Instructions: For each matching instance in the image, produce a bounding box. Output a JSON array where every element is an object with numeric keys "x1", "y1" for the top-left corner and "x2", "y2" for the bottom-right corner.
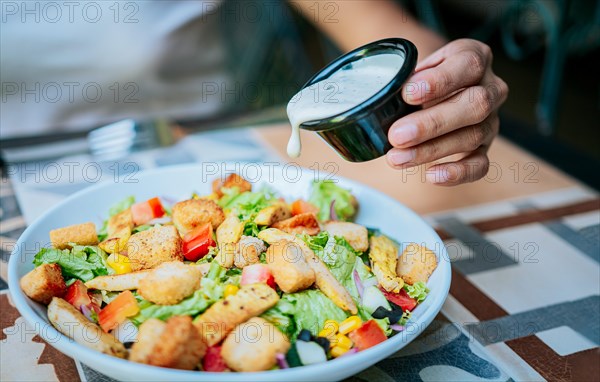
[
  {"x1": 80, "y1": 305, "x2": 95, "y2": 322},
  {"x1": 276, "y1": 353, "x2": 289, "y2": 369},
  {"x1": 353, "y1": 269, "x2": 364, "y2": 299},
  {"x1": 390, "y1": 324, "x2": 405, "y2": 332},
  {"x1": 329, "y1": 200, "x2": 338, "y2": 221}
]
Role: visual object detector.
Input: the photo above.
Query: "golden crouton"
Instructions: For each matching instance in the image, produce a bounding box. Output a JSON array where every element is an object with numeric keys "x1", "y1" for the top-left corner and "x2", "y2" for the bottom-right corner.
[
  {"x1": 138, "y1": 262, "x2": 201, "y2": 305},
  {"x1": 271, "y1": 213, "x2": 320, "y2": 235},
  {"x1": 233, "y1": 236, "x2": 266, "y2": 268},
  {"x1": 323, "y1": 222, "x2": 369, "y2": 252},
  {"x1": 85, "y1": 270, "x2": 152, "y2": 291},
  {"x1": 49, "y1": 222, "x2": 98, "y2": 250},
  {"x1": 127, "y1": 226, "x2": 183, "y2": 271},
  {"x1": 396, "y1": 243, "x2": 438, "y2": 285},
  {"x1": 172, "y1": 199, "x2": 225, "y2": 234},
  {"x1": 215, "y1": 215, "x2": 245, "y2": 268},
  {"x1": 222, "y1": 317, "x2": 290, "y2": 372},
  {"x1": 369, "y1": 235, "x2": 404, "y2": 293},
  {"x1": 130, "y1": 316, "x2": 206, "y2": 370},
  {"x1": 212, "y1": 173, "x2": 252, "y2": 197},
  {"x1": 194, "y1": 283, "x2": 279, "y2": 346},
  {"x1": 48, "y1": 298, "x2": 127, "y2": 358},
  {"x1": 254, "y1": 203, "x2": 292, "y2": 226},
  {"x1": 265, "y1": 240, "x2": 315, "y2": 293},
  {"x1": 258, "y1": 228, "x2": 357, "y2": 314},
  {"x1": 20, "y1": 263, "x2": 66, "y2": 304},
  {"x1": 99, "y1": 210, "x2": 134, "y2": 254}
]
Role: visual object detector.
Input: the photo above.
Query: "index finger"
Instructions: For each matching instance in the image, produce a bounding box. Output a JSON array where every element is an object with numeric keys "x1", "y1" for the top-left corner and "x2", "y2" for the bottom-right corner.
[{"x1": 402, "y1": 45, "x2": 492, "y2": 105}]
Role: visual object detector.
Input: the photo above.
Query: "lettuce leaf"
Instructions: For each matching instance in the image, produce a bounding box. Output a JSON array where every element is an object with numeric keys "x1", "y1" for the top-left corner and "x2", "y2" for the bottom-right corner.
[
  {"x1": 303, "y1": 231, "x2": 390, "y2": 334},
  {"x1": 33, "y1": 245, "x2": 110, "y2": 282},
  {"x1": 404, "y1": 281, "x2": 430, "y2": 303},
  {"x1": 261, "y1": 290, "x2": 348, "y2": 340},
  {"x1": 309, "y1": 180, "x2": 356, "y2": 221}
]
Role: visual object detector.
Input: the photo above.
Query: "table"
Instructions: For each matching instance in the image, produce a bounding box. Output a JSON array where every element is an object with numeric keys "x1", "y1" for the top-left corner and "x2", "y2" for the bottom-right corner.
[{"x1": 1, "y1": 124, "x2": 598, "y2": 381}]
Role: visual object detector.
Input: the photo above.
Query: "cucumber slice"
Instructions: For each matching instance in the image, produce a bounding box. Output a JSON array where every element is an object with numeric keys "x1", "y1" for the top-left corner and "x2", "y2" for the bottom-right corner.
[
  {"x1": 296, "y1": 340, "x2": 327, "y2": 365},
  {"x1": 285, "y1": 343, "x2": 303, "y2": 368},
  {"x1": 362, "y1": 285, "x2": 391, "y2": 314}
]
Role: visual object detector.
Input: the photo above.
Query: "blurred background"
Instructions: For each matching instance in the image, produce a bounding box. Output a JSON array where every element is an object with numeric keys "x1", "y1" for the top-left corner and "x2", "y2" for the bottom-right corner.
[{"x1": 1, "y1": 0, "x2": 599, "y2": 187}]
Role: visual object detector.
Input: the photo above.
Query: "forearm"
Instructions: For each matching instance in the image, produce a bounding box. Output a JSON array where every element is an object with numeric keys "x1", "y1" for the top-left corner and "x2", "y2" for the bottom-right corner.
[{"x1": 289, "y1": 0, "x2": 447, "y2": 59}]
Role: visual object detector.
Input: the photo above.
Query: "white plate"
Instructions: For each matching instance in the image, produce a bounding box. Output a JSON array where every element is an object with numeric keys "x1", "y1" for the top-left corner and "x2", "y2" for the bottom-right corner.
[{"x1": 8, "y1": 163, "x2": 451, "y2": 382}]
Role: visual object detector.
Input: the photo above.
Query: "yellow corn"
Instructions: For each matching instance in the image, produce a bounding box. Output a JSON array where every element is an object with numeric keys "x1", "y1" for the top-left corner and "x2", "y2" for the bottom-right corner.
[
  {"x1": 318, "y1": 319, "x2": 339, "y2": 339},
  {"x1": 331, "y1": 345, "x2": 350, "y2": 358},
  {"x1": 106, "y1": 253, "x2": 132, "y2": 274},
  {"x1": 338, "y1": 316, "x2": 362, "y2": 335},
  {"x1": 336, "y1": 334, "x2": 353, "y2": 350},
  {"x1": 224, "y1": 284, "x2": 239, "y2": 298},
  {"x1": 364, "y1": 264, "x2": 371, "y2": 272}
]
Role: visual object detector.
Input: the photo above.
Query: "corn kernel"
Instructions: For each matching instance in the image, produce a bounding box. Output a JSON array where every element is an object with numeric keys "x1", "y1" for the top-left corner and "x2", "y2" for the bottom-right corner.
[
  {"x1": 224, "y1": 284, "x2": 239, "y2": 298},
  {"x1": 336, "y1": 334, "x2": 353, "y2": 350},
  {"x1": 330, "y1": 345, "x2": 350, "y2": 358},
  {"x1": 338, "y1": 316, "x2": 362, "y2": 335},
  {"x1": 323, "y1": 319, "x2": 339, "y2": 333},
  {"x1": 107, "y1": 253, "x2": 132, "y2": 274}
]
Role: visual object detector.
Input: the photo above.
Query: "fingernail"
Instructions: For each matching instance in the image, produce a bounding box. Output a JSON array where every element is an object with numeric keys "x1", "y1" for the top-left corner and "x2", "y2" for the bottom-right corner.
[
  {"x1": 388, "y1": 149, "x2": 415, "y2": 166},
  {"x1": 391, "y1": 124, "x2": 418, "y2": 146},
  {"x1": 426, "y1": 168, "x2": 451, "y2": 183}
]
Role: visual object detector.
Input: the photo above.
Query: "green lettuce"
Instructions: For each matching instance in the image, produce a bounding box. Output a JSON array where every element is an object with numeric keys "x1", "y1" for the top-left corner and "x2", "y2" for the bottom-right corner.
[
  {"x1": 303, "y1": 232, "x2": 391, "y2": 334},
  {"x1": 33, "y1": 245, "x2": 110, "y2": 282},
  {"x1": 404, "y1": 281, "x2": 430, "y2": 303},
  {"x1": 261, "y1": 290, "x2": 348, "y2": 340},
  {"x1": 218, "y1": 186, "x2": 279, "y2": 237},
  {"x1": 309, "y1": 180, "x2": 357, "y2": 221},
  {"x1": 98, "y1": 196, "x2": 135, "y2": 241}
]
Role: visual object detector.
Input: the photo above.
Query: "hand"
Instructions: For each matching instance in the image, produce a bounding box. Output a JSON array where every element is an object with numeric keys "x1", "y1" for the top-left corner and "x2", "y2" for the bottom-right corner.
[{"x1": 386, "y1": 39, "x2": 508, "y2": 186}]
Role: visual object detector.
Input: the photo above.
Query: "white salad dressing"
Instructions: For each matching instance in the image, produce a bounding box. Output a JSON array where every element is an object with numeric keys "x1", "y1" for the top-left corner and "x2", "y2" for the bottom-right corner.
[{"x1": 286, "y1": 53, "x2": 405, "y2": 158}]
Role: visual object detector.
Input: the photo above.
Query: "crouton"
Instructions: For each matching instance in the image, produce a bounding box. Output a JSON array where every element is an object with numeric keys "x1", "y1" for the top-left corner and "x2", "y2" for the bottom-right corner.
[
  {"x1": 20, "y1": 263, "x2": 66, "y2": 304},
  {"x1": 234, "y1": 236, "x2": 266, "y2": 268},
  {"x1": 222, "y1": 317, "x2": 290, "y2": 372},
  {"x1": 396, "y1": 243, "x2": 438, "y2": 285},
  {"x1": 48, "y1": 297, "x2": 127, "y2": 358},
  {"x1": 49, "y1": 222, "x2": 98, "y2": 250},
  {"x1": 265, "y1": 240, "x2": 315, "y2": 293},
  {"x1": 127, "y1": 226, "x2": 183, "y2": 271},
  {"x1": 99, "y1": 210, "x2": 134, "y2": 254},
  {"x1": 254, "y1": 203, "x2": 292, "y2": 226},
  {"x1": 172, "y1": 199, "x2": 225, "y2": 234},
  {"x1": 194, "y1": 283, "x2": 279, "y2": 346},
  {"x1": 215, "y1": 215, "x2": 245, "y2": 268},
  {"x1": 130, "y1": 316, "x2": 206, "y2": 370},
  {"x1": 258, "y1": 228, "x2": 357, "y2": 314},
  {"x1": 138, "y1": 261, "x2": 201, "y2": 305},
  {"x1": 323, "y1": 222, "x2": 369, "y2": 252},
  {"x1": 369, "y1": 235, "x2": 404, "y2": 293},
  {"x1": 212, "y1": 173, "x2": 252, "y2": 197},
  {"x1": 271, "y1": 213, "x2": 320, "y2": 235},
  {"x1": 85, "y1": 270, "x2": 152, "y2": 291}
]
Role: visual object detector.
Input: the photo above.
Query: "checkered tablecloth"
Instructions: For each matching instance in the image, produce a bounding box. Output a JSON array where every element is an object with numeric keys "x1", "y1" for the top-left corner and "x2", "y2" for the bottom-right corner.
[{"x1": 1, "y1": 128, "x2": 599, "y2": 381}]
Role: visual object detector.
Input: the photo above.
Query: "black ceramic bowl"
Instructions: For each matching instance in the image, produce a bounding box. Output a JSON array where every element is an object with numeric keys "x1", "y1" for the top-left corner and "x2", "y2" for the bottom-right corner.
[{"x1": 298, "y1": 38, "x2": 418, "y2": 162}]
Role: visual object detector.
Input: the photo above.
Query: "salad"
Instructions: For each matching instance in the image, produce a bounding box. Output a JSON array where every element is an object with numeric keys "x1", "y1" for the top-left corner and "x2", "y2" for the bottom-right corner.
[{"x1": 19, "y1": 173, "x2": 438, "y2": 372}]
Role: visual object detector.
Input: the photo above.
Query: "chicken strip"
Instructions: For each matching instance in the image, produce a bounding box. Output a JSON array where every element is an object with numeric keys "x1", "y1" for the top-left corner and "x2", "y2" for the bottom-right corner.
[{"x1": 369, "y1": 235, "x2": 404, "y2": 293}]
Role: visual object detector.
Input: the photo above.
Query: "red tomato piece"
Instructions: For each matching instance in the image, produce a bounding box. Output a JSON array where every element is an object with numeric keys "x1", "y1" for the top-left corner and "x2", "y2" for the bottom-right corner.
[
  {"x1": 131, "y1": 197, "x2": 165, "y2": 226},
  {"x1": 98, "y1": 290, "x2": 139, "y2": 332},
  {"x1": 291, "y1": 199, "x2": 319, "y2": 216},
  {"x1": 379, "y1": 287, "x2": 417, "y2": 312},
  {"x1": 65, "y1": 280, "x2": 91, "y2": 309},
  {"x1": 348, "y1": 320, "x2": 387, "y2": 351},
  {"x1": 203, "y1": 346, "x2": 228, "y2": 372},
  {"x1": 240, "y1": 264, "x2": 276, "y2": 289},
  {"x1": 182, "y1": 223, "x2": 215, "y2": 262}
]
